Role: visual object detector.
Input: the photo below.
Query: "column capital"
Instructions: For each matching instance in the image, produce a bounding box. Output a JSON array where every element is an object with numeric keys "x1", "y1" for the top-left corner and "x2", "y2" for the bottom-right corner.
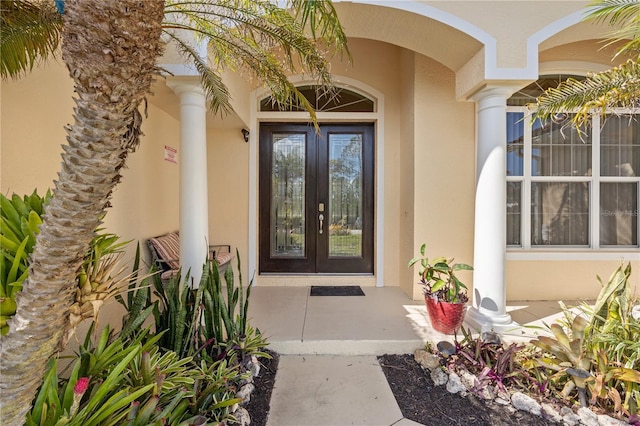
[
  {"x1": 469, "y1": 84, "x2": 518, "y2": 106},
  {"x1": 166, "y1": 77, "x2": 206, "y2": 97}
]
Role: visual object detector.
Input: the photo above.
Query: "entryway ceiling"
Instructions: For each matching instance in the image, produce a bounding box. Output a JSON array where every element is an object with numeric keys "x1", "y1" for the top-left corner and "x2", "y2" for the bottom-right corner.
[{"x1": 334, "y1": 2, "x2": 483, "y2": 72}]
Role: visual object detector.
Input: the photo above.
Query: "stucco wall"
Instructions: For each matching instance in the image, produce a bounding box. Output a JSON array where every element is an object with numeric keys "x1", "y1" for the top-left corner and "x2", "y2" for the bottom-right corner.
[
  {"x1": 411, "y1": 54, "x2": 477, "y2": 300},
  {"x1": 507, "y1": 260, "x2": 640, "y2": 301},
  {"x1": 1, "y1": 59, "x2": 73, "y2": 196},
  {"x1": 206, "y1": 127, "x2": 250, "y2": 272},
  {"x1": 399, "y1": 49, "x2": 417, "y2": 297},
  {"x1": 1, "y1": 56, "x2": 182, "y2": 275},
  {"x1": 1, "y1": 57, "x2": 183, "y2": 330}
]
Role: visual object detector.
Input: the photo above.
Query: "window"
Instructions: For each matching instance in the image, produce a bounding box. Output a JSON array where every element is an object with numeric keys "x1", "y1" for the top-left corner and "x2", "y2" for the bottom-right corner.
[
  {"x1": 506, "y1": 77, "x2": 639, "y2": 249},
  {"x1": 259, "y1": 85, "x2": 375, "y2": 112}
]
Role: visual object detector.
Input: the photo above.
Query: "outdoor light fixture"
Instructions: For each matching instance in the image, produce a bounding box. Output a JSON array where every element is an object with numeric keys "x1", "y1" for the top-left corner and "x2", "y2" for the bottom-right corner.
[{"x1": 241, "y1": 128, "x2": 250, "y2": 142}]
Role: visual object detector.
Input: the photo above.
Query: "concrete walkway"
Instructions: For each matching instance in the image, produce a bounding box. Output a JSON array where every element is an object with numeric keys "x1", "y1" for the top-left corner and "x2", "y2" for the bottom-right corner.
[{"x1": 247, "y1": 286, "x2": 567, "y2": 426}]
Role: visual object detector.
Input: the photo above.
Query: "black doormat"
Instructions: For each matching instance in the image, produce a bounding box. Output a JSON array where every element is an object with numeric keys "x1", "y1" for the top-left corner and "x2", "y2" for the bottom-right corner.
[{"x1": 310, "y1": 285, "x2": 365, "y2": 296}]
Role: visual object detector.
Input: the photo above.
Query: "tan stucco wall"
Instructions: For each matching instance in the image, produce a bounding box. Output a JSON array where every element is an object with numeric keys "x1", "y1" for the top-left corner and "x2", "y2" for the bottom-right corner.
[
  {"x1": 1, "y1": 59, "x2": 73, "y2": 196},
  {"x1": 507, "y1": 260, "x2": 640, "y2": 301},
  {"x1": 1, "y1": 57, "x2": 183, "y2": 330},
  {"x1": 399, "y1": 49, "x2": 417, "y2": 297},
  {"x1": 411, "y1": 54, "x2": 476, "y2": 300},
  {"x1": 1, "y1": 56, "x2": 182, "y2": 273},
  {"x1": 430, "y1": 1, "x2": 587, "y2": 69},
  {"x1": 206, "y1": 127, "x2": 250, "y2": 271}
]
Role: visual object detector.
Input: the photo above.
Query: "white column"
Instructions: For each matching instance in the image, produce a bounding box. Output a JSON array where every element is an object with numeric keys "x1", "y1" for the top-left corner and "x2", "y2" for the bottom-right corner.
[
  {"x1": 167, "y1": 79, "x2": 210, "y2": 288},
  {"x1": 466, "y1": 87, "x2": 515, "y2": 332}
]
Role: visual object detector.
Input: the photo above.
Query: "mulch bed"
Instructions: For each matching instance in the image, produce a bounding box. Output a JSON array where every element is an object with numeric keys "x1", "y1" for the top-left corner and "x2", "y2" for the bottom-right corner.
[
  {"x1": 245, "y1": 351, "x2": 555, "y2": 426},
  {"x1": 244, "y1": 349, "x2": 279, "y2": 426},
  {"x1": 378, "y1": 354, "x2": 554, "y2": 426}
]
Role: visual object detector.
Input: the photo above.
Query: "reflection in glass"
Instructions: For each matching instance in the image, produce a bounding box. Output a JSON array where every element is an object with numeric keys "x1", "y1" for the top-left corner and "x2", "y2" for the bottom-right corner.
[
  {"x1": 600, "y1": 115, "x2": 640, "y2": 177},
  {"x1": 507, "y1": 113, "x2": 524, "y2": 176},
  {"x1": 531, "y1": 182, "x2": 589, "y2": 246},
  {"x1": 507, "y1": 182, "x2": 522, "y2": 246},
  {"x1": 328, "y1": 133, "x2": 363, "y2": 257},
  {"x1": 532, "y1": 115, "x2": 591, "y2": 176},
  {"x1": 271, "y1": 133, "x2": 305, "y2": 257},
  {"x1": 601, "y1": 183, "x2": 638, "y2": 246}
]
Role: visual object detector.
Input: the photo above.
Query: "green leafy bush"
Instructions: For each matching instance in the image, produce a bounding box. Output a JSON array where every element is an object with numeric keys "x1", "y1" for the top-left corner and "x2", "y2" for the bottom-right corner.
[
  {"x1": 0, "y1": 190, "x2": 51, "y2": 334},
  {"x1": 27, "y1": 323, "x2": 243, "y2": 425},
  {"x1": 529, "y1": 263, "x2": 640, "y2": 419},
  {"x1": 152, "y1": 252, "x2": 268, "y2": 364}
]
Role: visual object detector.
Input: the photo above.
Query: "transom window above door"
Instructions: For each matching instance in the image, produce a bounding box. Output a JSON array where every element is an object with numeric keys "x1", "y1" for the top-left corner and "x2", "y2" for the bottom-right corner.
[
  {"x1": 259, "y1": 85, "x2": 375, "y2": 112},
  {"x1": 506, "y1": 75, "x2": 639, "y2": 249}
]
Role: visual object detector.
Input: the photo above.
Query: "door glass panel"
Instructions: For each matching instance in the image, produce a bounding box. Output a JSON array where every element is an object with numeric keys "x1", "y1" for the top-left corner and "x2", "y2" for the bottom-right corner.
[
  {"x1": 271, "y1": 133, "x2": 305, "y2": 257},
  {"x1": 328, "y1": 133, "x2": 363, "y2": 257}
]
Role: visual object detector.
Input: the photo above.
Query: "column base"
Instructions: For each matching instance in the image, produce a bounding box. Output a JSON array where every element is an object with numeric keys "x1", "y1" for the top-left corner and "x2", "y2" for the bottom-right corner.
[{"x1": 464, "y1": 306, "x2": 520, "y2": 334}]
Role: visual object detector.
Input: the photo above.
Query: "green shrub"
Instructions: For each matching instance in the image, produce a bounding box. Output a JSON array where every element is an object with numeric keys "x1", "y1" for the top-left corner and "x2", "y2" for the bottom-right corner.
[{"x1": 528, "y1": 263, "x2": 640, "y2": 418}]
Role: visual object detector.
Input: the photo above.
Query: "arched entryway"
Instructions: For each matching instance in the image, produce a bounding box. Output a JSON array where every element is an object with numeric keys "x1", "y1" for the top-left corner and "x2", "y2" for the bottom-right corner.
[{"x1": 250, "y1": 81, "x2": 384, "y2": 282}]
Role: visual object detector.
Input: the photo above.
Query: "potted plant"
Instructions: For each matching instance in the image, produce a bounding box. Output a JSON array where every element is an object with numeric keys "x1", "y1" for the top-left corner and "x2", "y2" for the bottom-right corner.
[{"x1": 408, "y1": 243, "x2": 473, "y2": 334}]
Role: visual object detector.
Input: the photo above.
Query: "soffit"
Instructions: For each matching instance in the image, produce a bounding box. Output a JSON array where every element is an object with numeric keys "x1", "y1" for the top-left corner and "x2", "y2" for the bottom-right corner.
[
  {"x1": 540, "y1": 39, "x2": 629, "y2": 67},
  {"x1": 335, "y1": 3, "x2": 482, "y2": 72}
]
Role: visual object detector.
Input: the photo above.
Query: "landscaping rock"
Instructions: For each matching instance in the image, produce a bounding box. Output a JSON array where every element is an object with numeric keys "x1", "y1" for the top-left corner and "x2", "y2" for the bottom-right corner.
[
  {"x1": 541, "y1": 402, "x2": 563, "y2": 423},
  {"x1": 247, "y1": 355, "x2": 261, "y2": 378},
  {"x1": 446, "y1": 372, "x2": 466, "y2": 395},
  {"x1": 495, "y1": 395, "x2": 511, "y2": 406},
  {"x1": 414, "y1": 349, "x2": 440, "y2": 370},
  {"x1": 459, "y1": 368, "x2": 477, "y2": 390},
  {"x1": 237, "y1": 383, "x2": 255, "y2": 404},
  {"x1": 234, "y1": 407, "x2": 251, "y2": 426},
  {"x1": 511, "y1": 391, "x2": 542, "y2": 416},
  {"x1": 597, "y1": 414, "x2": 629, "y2": 426},
  {"x1": 475, "y1": 384, "x2": 495, "y2": 401},
  {"x1": 560, "y1": 407, "x2": 581, "y2": 426},
  {"x1": 430, "y1": 367, "x2": 448, "y2": 386},
  {"x1": 578, "y1": 407, "x2": 599, "y2": 426}
]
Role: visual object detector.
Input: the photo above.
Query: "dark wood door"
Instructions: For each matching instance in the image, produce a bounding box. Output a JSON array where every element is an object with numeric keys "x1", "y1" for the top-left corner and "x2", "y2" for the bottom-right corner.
[{"x1": 259, "y1": 123, "x2": 374, "y2": 273}]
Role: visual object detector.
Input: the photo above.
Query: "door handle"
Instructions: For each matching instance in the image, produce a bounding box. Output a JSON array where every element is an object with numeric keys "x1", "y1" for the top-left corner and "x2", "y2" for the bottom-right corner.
[{"x1": 319, "y1": 214, "x2": 324, "y2": 234}]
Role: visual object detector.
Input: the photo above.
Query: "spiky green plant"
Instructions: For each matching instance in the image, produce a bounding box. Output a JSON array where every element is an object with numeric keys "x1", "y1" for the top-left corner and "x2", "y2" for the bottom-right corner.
[
  {"x1": 115, "y1": 244, "x2": 157, "y2": 342},
  {"x1": 581, "y1": 263, "x2": 640, "y2": 416},
  {"x1": 531, "y1": 314, "x2": 593, "y2": 406},
  {"x1": 152, "y1": 253, "x2": 268, "y2": 363},
  {"x1": 0, "y1": 190, "x2": 51, "y2": 334}
]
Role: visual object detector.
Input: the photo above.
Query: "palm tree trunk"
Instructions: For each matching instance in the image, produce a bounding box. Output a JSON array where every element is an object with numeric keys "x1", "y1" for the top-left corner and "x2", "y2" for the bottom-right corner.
[{"x1": 0, "y1": 1, "x2": 164, "y2": 423}]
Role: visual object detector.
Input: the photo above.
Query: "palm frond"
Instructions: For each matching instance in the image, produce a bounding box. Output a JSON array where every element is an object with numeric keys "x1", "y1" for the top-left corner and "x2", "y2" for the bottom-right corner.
[
  {"x1": 163, "y1": 31, "x2": 233, "y2": 115},
  {"x1": 290, "y1": 0, "x2": 350, "y2": 60},
  {"x1": 534, "y1": 59, "x2": 640, "y2": 126},
  {"x1": 163, "y1": 0, "x2": 335, "y2": 120},
  {"x1": 0, "y1": 0, "x2": 63, "y2": 79},
  {"x1": 586, "y1": 0, "x2": 640, "y2": 56}
]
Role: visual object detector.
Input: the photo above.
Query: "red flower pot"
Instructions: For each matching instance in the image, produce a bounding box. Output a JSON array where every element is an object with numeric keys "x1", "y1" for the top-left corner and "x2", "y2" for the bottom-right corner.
[{"x1": 425, "y1": 296, "x2": 467, "y2": 334}]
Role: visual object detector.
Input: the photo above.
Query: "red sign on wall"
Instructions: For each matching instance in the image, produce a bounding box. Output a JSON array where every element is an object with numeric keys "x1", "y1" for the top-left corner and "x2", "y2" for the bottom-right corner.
[{"x1": 164, "y1": 145, "x2": 178, "y2": 164}]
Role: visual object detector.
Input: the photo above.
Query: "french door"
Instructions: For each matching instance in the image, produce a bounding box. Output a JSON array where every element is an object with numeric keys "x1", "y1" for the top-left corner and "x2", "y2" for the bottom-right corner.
[{"x1": 259, "y1": 123, "x2": 374, "y2": 273}]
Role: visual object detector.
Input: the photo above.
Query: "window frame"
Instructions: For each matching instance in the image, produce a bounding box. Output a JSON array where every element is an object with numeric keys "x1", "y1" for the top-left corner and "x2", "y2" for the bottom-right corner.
[{"x1": 506, "y1": 107, "x2": 640, "y2": 255}]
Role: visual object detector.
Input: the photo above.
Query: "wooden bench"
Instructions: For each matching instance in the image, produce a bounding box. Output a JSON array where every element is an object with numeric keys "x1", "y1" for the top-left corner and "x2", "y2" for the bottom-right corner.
[{"x1": 147, "y1": 231, "x2": 233, "y2": 282}]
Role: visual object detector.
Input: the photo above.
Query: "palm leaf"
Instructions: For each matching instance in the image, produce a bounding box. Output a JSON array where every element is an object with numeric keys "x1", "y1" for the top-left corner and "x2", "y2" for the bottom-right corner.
[
  {"x1": 0, "y1": 0, "x2": 63, "y2": 79},
  {"x1": 585, "y1": 0, "x2": 640, "y2": 56},
  {"x1": 534, "y1": 59, "x2": 640, "y2": 127}
]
